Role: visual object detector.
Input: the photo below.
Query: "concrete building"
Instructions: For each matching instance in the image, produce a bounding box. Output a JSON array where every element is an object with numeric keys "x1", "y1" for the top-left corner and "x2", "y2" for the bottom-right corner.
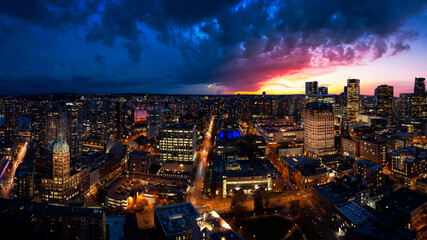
[
  {"x1": 416, "y1": 178, "x2": 427, "y2": 194},
  {"x1": 353, "y1": 160, "x2": 385, "y2": 199},
  {"x1": 282, "y1": 156, "x2": 329, "y2": 189},
  {"x1": 41, "y1": 133, "x2": 88, "y2": 204},
  {"x1": 341, "y1": 136, "x2": 360, "y2": 159},
  {"x1": 334, "y1": 201, "x2": 372, "y2": 237},
  {"x1": 359, "y1": 136, "x2": 387, "y2": 166},
  {"x1": 212, "y1": 156, "x2": 277, "y2": 198},
  {"x1": 159, "y1": 123, "x2": 197, "y2": 178},
  {"x1": 389, "y1": 146, "x2": 427, "y2": 184},
  {"x1": 0, "y1": 198, "x2": 106, "y2": 240},
  {"x1": 304, "y1": 102, "x2": 336, "y2": 158},
  {"x1": 376, "y1": 187, "x2": 427, "y2": 231},
  {"x1": 13, "y1": 163, "x2": 35, "y2": 201}
]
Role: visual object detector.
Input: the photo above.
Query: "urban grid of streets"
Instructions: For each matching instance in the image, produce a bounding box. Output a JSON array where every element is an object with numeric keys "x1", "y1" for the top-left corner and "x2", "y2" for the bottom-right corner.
[
  {"x1": 187, "y1": 117, "x2": 319, "y2": 215},
  {"x1": 0, "y1": 142, "x2": 28, "y2": 198},
  {"x1": 0, "y1": 117, "x2": 325, "y2": 238}
]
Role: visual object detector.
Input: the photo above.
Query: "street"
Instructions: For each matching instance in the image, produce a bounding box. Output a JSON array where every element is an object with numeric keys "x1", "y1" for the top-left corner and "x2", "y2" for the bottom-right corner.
[{"x1": 0, "y1": 142, "x2": 28, "y2": 198}]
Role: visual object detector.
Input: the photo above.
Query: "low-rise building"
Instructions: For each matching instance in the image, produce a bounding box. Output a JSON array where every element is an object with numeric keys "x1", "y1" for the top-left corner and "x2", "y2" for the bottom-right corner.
[
  {"x1": 154, "y1": 202, "x2": 200, "y2": 240},
  {"x1": 281, "y1": 156, "x2": 329, "y2": 189},
  {"x1": 212, "y1": 156, "x2": 278, "y2": 198},
  {"x1": 334, "y1": 201, "x2": 372, "y2": 237},
  {"x1": 193, "y1": 211, "x2": 244, "y2": 240},
  {"x1": 376, "y1": 187, "x2": 427, "y2": 231},
  {"x1": 359, "y1": 135, "x2": 387, "y2": 166},
  {"x1": 389, "y1": 146, "x2": 427, "y2": 184},
  {"x1": 416, "y1": 178, "x2": 427, "y2": 194}
]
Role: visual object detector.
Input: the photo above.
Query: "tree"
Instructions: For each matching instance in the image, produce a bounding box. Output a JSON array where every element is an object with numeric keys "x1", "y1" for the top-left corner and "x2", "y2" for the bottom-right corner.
[
  {"x1": 290, "y1": 200, "x2": 300, "y2": 216},
  {"x1": 230, "y1": 189, "x2": 246, "y2": 216},
  {"x1": 95, "y1": 187, "x2": 107, "y2": 205},
  {"x1": 203, "y1": 168, "x2": 212, "y2": 194},
  {"x1": 282, "y1": 168, "x2": 290, "y2": 183},
  {"x1": 254, "y1": 190, "x2": 264, "y2": 211},
  {"x1": 261, "y1": 189, "x2": 269, "y2": 209}
]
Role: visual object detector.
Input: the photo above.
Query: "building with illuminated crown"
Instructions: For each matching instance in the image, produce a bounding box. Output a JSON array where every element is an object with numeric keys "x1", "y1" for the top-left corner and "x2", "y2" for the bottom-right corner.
[{"x1": 41, "y1": 132, "x2": 88, "y2": 203}]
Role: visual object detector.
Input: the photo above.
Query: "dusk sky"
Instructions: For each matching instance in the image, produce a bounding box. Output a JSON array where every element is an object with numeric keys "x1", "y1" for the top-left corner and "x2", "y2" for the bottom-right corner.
[{"x1": 1, "y1": 0, "x2": 427, "y2": 96}]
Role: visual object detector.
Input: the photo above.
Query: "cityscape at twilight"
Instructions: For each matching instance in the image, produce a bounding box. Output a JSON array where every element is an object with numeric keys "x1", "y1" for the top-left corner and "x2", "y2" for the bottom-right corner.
[{"x1": 1, "y1": 1, "x2": 427, "y2": 240}]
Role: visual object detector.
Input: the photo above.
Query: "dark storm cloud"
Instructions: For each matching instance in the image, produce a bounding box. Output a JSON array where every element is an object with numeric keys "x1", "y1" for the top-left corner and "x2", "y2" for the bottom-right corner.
[
  {"x1": 123, "y1": 41, "x2": 142, "y2": 63},
  {"x1": 94, "y1": 54, "x2": 105, "y2": 69},
  {"x1": 0, "y1": 0, "x2": 427, "y2": 93},
  {"x1": 83, "y1": 0, "x2": 425, "y2": 91},
  {"x1": 0, "y1": 0, "x2": 100, "y2": 29},
  {"x1": 0, "y1": 73, "x2": 169, "y2": 94}
]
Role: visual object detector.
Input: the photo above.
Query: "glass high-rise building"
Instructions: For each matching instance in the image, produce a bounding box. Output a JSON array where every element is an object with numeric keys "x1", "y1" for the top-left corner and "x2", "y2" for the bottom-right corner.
[
  {"x1": 414, "y1": 77, "x2": 425, "y2": 95},
  {"x1": 347, "y1": 79, "x2": 360, "y2": 120},
  {"x1": 375, "y1": 85, "x2": 393, "y2": 116},
  {"x1": 305, "y1": 81, "x2": 318, "y2": 95}
]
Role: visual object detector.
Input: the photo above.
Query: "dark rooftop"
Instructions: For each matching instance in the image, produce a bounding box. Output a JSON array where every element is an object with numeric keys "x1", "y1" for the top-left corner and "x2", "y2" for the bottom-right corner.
[
  {"x1": 377, "y1": 187, "x2": 427, "y2": 214},
  {"x1": 154, "y1": 202, "x2": 200, "y2": 237}
]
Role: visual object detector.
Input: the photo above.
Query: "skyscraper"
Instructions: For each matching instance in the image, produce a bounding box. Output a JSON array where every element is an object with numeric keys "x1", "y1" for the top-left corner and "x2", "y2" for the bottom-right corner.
[
  {"x1": 414, "y1": 77, "x2": 425, "y2": 95},
  {"x1": 318, "y1": 86, "x2": 328, "y2": 95},
  {"x1": 66, "y1": 103, "x2": 82, "y2": 159},
  {"x1": 4, "y1": 104, "x2": 19, "y2": 144},
  {"x1": 347, "y1": 79, "x2": 360, "y2": 120},
  {"x1": 159, "y1": 123, "x2": 196, "y2": 178},
  {"x1": 30, "y1": 103, "x2": 46, "y2": 155},
  {"x1": 375, "y1": 85, "x2": 393, "y2": 116},
  {"x1": 304, "y1": 102, "x2": 336, "y2": 158},
  {"x1": 305, "y1": 81, "x2": 318, "y2": 95},
  {"x1": 46, "y1": 110, "x2": 68, "y2": 147},
  {"x1": 41, "y1": 133, "x2": 87, "y2": 203},
  {"x1": 412, "y1": 77, "x2": 427, "y2": 119}
]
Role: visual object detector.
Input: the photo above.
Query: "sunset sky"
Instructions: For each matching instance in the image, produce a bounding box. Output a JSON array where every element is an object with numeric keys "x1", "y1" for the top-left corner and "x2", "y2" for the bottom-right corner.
[{"x1": 1, "y1": 0, "x2": 427, "y2": 95}]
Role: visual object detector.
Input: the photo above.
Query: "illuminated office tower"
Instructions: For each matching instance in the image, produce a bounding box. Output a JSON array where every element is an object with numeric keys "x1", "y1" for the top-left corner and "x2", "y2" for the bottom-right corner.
[
  {"x1": 304, "y1": 102, "x2": 336, "y2": 158},
  {"x1": 159, "y1": 123, "x2": 196, "y2": 163},
  {"x1": 412, "y1": 77, "x2": 426, "y2": 119},
  {"x1": 375, "y1": 85, "x2": 393, "y2": 116},
  {"x1": 46, "y1": 110, "x2": 68, "y2": 147},
  {"x1": 103, "y1": 100, "x2": 116, "y2": 141},
  {"x1": 347, "y1": 79, "x2": 360, "y2": 120},
  {"x1": 118, "y1": 102, "x2": 134, "y2": 140},
  {"x1": 399, "y1": 93, "x2": 412, "y2": 120},
  {"x1": 305, "y1": 81, "x2": 318, "y2": 95}
]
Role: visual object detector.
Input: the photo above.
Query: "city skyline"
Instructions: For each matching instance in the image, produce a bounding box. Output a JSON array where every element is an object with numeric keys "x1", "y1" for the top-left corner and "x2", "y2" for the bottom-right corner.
[{"x1": 0, "y1": 1, "x2": 427, "y2": 95}]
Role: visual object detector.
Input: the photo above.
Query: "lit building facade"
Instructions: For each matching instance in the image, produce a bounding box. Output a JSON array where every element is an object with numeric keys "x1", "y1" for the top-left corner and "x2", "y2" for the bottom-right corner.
[
  {"x1": 359, "y1": 136, "x2": 387, "y2": 166},
  {"x1": 389, "y1": 146, "x2": 427, "y2": 183},
  {"x1": 304, "y1": 102, "x2": 336, "y2": 158},
  {"x1": 41, "y1": 133, "x2": 88, "y2": 203},
  {"x1": 347, "y1": 79, "x2": 360, "y2": 120},
  {"x1": 159, "y1": 123, "x2": 196, "y2": 163},
  {"x1": 375, "y1": 85, "x2": 393, "y2": 116}
]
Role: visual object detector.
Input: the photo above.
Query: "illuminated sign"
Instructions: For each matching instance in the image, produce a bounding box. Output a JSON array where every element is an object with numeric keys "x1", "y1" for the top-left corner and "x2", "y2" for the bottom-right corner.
[{"x1": 134, "y1": 109, "x2": 147, "y2": 122}]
